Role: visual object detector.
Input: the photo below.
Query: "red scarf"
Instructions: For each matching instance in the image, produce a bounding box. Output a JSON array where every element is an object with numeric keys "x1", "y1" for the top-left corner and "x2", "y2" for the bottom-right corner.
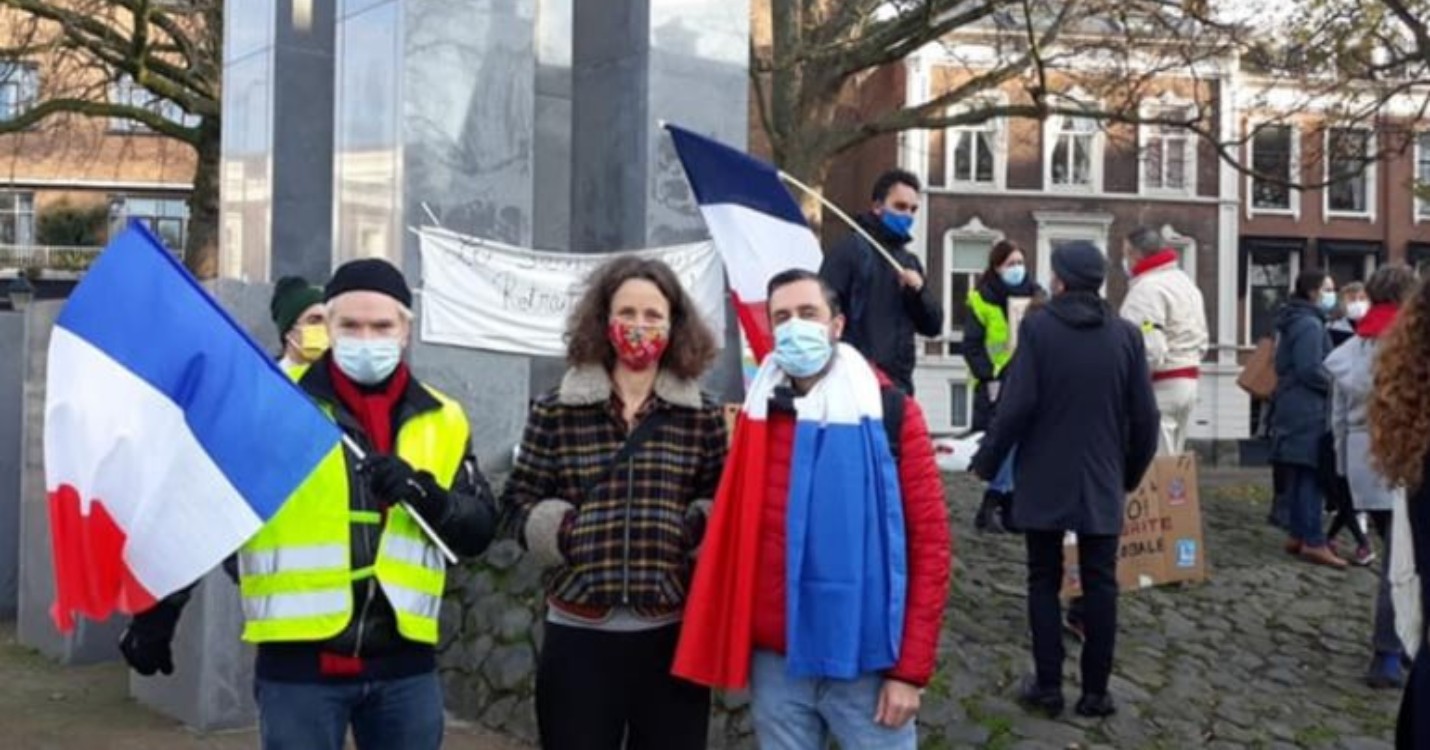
[
  {"x1": 1356, "y1": 303, "x2": 1399, "y2": 339},
  {"x1": 1132, "y1": 249, "x2": 1179, "y2": 277},
  {"x1": 328, "y1": 359, "x2": 410, "y2": 455}
]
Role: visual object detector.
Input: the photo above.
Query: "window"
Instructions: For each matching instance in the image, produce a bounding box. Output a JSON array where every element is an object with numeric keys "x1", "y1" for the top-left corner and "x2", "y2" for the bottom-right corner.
[
  {"x1": 1250, "y1": 125, "x2": 1295, "y2": 212},
  {"x1": 0, "y1": 62, "x2": 38, "y2": 121},
  {"x1": 1160, "y1": 225, "x2": 1197, "y2": 284},
  {"x1": 1048, "y1": 114, "x2": 1100, "y2": 190},
  {"x1": 109, "y1": 75, "x2": 201, "y2": 132},
  {"x1": 111, "y1": 196, "x2": 189, "y2": 251},
  {"x1": 941, "y1": 218, "x2": 1004, "y2": 347},
  {"x1": 1416, "y1": 133, "x2": 1430, "y2": 220},
  {"x1": 946, "y1": 118, "x2": 999, "y2": 187},
  {"x1": 948, "y1": 380, "x2": 972, "y2": 432},
  {"x1": 1033, "y1": 211, "x2": 1113, "y2": 290},
  {"x1": 1142, "y1": 106, "x2": 1195, "y2": 194},
  {"x1": 1243, "y1": 239, "x2": 1302, "y2": 344},
  {"x1": 1325, "y1": 128, "x2": 1373, "y2": 216},
  {"x1": 0, "y1": 191, "x2": 34, "y2": 246},
  {"x1": 1320, "y1": 240, "x2": 1379, "y2": 285}
]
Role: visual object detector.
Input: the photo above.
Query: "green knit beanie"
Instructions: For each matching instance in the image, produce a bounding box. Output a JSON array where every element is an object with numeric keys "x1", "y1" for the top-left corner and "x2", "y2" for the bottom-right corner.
[{"x1": 270, "y1": 276, "x2": 324, "y2": 338}]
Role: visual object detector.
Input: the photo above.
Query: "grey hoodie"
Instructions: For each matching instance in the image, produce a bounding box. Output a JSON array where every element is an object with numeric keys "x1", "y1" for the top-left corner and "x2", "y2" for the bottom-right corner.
[{"x1": 1324, "y1": 336, "x2": 1396, "y2": 511}]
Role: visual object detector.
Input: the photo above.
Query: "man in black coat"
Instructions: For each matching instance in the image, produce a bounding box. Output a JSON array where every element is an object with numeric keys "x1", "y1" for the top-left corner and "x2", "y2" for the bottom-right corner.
[
  {"x1": 819, "y1": 169, "x2": 943, "y2": 394},
  {"x1": 971, "y1": 240, "x2": 1159, "y2": 719}
]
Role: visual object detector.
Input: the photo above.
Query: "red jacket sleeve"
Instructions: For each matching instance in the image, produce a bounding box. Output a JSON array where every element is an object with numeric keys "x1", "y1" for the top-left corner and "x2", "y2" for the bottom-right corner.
[{"x1": 888, "y1": 394, "x2": 953, "y2": 686}]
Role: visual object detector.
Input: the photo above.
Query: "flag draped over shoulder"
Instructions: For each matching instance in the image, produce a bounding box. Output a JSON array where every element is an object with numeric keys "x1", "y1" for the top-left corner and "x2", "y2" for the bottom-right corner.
[
  {"x1": 664, "y1": 124, "x2": 822, "y2": 360},
  {"x1": 674, "y1": 344, "x2": 907, "y2": 689},
  {"x1": 44, "y1": 222, "x2": 342, "y2": 632}
]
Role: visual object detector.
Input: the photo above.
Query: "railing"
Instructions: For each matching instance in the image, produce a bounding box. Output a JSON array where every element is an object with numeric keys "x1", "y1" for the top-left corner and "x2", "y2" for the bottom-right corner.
[{"x1": 0, "y1": 244, "x2": 105, "y2": 273}]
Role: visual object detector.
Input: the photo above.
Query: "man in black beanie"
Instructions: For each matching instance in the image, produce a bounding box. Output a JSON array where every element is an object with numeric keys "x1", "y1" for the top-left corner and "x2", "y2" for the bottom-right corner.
[
  {"x1": 971, "y1": 240, "x2": 1159, "y2": 720},
  {"x1": 270, "y1": 276, "x2": 327, "y2": 370},
  {"x1": 120, "y1": 257, "x2": 497, "y2": 750}
]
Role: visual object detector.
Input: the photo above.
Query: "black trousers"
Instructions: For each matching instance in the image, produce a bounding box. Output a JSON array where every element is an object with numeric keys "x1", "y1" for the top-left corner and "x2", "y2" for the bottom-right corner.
[
  {"x1": 1398, "y1": 642, "x2": 1430, "y2": 749},
  {"x1": 1026, "y1": 531, "x2": 1119, "y2": 696},
  {"x1": 536, "y1": 621, "x2": 710, "y2": 750}
]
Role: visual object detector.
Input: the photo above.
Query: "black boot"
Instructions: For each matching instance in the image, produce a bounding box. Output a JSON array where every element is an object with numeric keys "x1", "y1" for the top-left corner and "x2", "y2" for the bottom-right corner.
[
  {"x1": 1018, "y1": 675, "x2": 1065, "y2": 718},
  {"x1": 996, "y1": 490, "x2": 1017, "y2": 533},
  {"x1": 975, "y1": 492, "x2": 1006, "y2": 534}
]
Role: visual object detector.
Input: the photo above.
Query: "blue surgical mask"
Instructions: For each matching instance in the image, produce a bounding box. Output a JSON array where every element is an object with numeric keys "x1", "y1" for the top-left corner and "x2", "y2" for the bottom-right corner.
[
  {"x1": 879, "y1": 211, "x2": 914, "y2": 238},
  {"x1": 1319, "y1": 291, "x2": 1338, "y2": 312},
  {"x1": 334, "y1": 337, "x2": 403, "y2": 384},
  {"x1": 999, "y1": 265, "x2": 1026, "y2": 287},
  {"x1": 772, "y1": 319, "x2": 834, "y2": 378}
]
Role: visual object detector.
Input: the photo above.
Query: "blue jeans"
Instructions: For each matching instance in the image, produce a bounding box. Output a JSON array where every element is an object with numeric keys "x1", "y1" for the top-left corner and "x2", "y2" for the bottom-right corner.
[
  {"x1": 255, "y1": 673, "x2": 444, "y2": 750},
  {"x1": 1286, "y1": 465, "x2": 1326, "y2": 547},
  {"x1": 749, "y1": 651, "x2": 916, "y2": 750},
  {"x1": 990, "y1": 448, "x2": 1016, "y2": 494}
]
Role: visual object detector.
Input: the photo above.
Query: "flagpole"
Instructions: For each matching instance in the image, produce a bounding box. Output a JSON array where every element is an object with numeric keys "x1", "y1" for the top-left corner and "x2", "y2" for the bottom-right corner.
[
  {"x1": 776, "y1": 171, "x2": 906, "y2": 274},
  {"x1": 341, "y1": 434, "x2": 459, "y2": 564}
]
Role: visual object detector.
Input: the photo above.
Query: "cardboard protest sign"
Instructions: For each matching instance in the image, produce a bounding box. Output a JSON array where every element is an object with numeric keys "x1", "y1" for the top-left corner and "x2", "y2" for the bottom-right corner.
[
  {"x1": 1007, "y1": 297, "x2": 1031, "y2": 354},
  {"x1": 1061, "y1": 453, "x2": 1207, "y2": 596}
]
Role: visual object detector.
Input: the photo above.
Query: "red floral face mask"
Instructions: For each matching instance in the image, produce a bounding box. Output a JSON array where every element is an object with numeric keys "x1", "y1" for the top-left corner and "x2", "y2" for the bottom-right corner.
[{"x1": 607, "y1": 320, "x2": 669, "y2": 371}]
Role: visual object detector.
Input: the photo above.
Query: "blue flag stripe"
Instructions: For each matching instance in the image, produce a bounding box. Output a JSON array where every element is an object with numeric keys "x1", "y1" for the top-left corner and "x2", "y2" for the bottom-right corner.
[
  {"x1": 665, "y1": 124, "x2": 810, "y2": 228},
  {"x1": 55, "y1": 222, "x2": 339, "y2": 520}
]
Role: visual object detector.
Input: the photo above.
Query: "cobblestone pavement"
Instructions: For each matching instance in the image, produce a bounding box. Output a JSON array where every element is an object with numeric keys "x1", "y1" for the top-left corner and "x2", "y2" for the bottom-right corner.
[
  {"x1": 921, "y1": 470, "x2": 1401, "y2": 750},
  {"x1": 0, "y1": 469, "x2": 1404, "y2": 748}
]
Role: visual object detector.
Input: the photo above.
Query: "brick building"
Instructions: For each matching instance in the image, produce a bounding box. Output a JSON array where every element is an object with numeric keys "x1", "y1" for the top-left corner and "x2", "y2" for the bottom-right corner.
[
  {"x1": 0, "y1": 21, "x2": 196, "y2": 279},
  {"x1": 813, "y1": 47, "x2": 1430, "y2": 455}
]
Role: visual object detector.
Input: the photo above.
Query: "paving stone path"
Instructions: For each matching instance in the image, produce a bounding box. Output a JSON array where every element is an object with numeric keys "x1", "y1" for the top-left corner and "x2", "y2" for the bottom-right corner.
[{"x1": 911, "y1": 470, "x2": 1401, "y2": 750}]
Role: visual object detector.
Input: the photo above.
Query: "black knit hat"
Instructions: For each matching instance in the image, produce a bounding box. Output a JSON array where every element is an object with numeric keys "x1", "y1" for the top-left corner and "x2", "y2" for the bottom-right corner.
[
  {"x1": 270, "y1": 276, "x2": 324, "y2": 337},
  {"x1": 324, "y1": 258, "x2": 412, "y2": 308},
  {"x1": 1051, "y1": 241, "x2": 1106, "y2": 292}
]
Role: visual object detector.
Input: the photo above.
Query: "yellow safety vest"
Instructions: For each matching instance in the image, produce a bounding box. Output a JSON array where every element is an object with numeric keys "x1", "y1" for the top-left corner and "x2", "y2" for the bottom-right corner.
[
  {"x1": 967, "y1": 290, "x2": 1012, "y2": 387},
  {"x1": 237, "y1": 368, "x2": 469, "y2": 646}
]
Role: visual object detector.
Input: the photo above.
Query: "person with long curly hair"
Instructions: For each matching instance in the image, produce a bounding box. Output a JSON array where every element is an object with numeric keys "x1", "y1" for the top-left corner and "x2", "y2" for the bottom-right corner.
[
  {"x1": 500, "y1": 256, "x2": 728, "y2": 749},
  {"x1": 1368, "y1": 275, "x2": 1430, "y2": 749}
]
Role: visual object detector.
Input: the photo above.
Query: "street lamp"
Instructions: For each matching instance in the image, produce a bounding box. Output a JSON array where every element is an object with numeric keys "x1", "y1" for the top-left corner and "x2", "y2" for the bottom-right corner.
[{"x1": 7, "y1": 274, "x2": 35, "y2": 311}]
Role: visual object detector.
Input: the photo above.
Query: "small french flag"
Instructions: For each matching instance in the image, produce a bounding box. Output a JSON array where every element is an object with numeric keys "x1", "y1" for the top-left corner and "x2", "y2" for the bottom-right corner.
[
  {"x1": 664, "y1": 124, "x2": 823, "y2": 360},
  {"x1": 44, "y1": 223, "x2": 342, "y2": 632}
]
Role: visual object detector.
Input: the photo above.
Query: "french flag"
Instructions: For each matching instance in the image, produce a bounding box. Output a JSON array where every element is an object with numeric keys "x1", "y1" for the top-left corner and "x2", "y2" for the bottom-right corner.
[
  {"x1": 45, "y1": 223, "x2": 342, "y2": 632},
  {"x1": 664, "y1": 124, "x2": 823, "y2": 360}
]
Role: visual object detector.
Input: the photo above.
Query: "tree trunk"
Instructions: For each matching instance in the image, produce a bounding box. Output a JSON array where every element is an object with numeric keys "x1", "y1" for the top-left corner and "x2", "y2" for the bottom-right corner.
[{"x1": 184, "y1": 116, "x2": 220, "y2": 279}]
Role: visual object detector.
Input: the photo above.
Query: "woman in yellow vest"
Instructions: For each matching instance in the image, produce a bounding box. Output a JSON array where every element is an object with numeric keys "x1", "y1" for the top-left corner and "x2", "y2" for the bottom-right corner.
[
  {"x1": 502, "y1": 256, "x2": 729, "y2": 750},
  {"x1": 964, "y1": 239, "x2": 1044, "y2": 533}
]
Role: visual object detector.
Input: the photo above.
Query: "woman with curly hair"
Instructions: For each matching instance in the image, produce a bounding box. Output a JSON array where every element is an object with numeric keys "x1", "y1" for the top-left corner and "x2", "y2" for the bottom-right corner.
[
  {"x1": 500, "y1": 256, "x2": 728, "y2": 749},
  {"x1": 1367, "y1": 275, "x2": 1430, "y2": 748}
]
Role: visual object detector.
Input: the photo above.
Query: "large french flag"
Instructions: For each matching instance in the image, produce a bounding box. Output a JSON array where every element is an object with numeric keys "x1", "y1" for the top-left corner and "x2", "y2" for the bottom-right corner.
[
  {"x1": 45, "y1": 222, "x2": 342, "y2": 632},
  {"x1": 665, "y1": 124, "x2": 823, "y2": 360}
]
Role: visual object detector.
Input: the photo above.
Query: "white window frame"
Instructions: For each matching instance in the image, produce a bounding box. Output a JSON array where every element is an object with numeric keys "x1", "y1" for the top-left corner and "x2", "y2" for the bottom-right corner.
[
  {"x1": 109, "y1": 75, "x2": 201, "y2": 133},
  {"x1": 941, "y1": 216, "x2": 1005, "y2": 341},
  {"x1": 1032, "y1": 211, "x2": 1114, "y2": 291},
  {"x1": 1160, "y1": 224, "x2": 1198, "y2": 284},
  {"x1": 1139, "y1": 97, "x2": 1198, "y2": 197},
  {"x1": 1323, "y1": 126, "x2": 1376, "y2": 221},
  {"x1": 947, "y1": 377, "x2": 974, "y2": 434},
  {"x1": 0, "y1": 190, "x2": 35, "y2": 247},
  {"x1": 1414, "y1": 131, "x2": 1430, "y2": 222},
  {"x1": 942, "y1": 95, "x2": 1007, "y2": 191},
  {"x1": 110, "y1": 194, "x2": 190, "y2": 251},
  {"x1": 1242, "y1": 247, "x2": 1302, "y2": 346},
  {"x1": 1043, "y1": 93, "x2": 1104, "y2": 193},
  {"x1": 0, "y1": 62, "x2": 38, "y2": 122},
  {"x1": 1246, "y1": 120, "x2": 1301, "y2": 219}
]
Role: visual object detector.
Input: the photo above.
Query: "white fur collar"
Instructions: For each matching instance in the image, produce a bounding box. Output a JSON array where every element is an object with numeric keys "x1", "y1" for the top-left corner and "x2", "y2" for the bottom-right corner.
[{"x1": 558, "y1": 366, "x2": 703, "y2": 409}]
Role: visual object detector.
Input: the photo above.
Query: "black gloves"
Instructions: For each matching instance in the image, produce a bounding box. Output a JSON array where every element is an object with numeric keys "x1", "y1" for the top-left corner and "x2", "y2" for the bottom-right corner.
[
  {"x1": 360, "y1": 454, "x2": 445, "y2": 521},
  {"x1": 119, "y1": 596, "x2": 185, "y2": 676}
]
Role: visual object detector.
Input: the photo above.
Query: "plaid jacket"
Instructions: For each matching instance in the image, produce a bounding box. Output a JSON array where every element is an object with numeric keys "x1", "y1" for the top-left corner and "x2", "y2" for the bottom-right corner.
[{"x1": 501, "y1": 366, "x2": 727, "y2": 613}]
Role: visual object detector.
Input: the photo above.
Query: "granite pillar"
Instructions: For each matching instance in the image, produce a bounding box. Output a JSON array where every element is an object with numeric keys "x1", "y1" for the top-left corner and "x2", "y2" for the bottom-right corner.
[{"x1": 0, "y1": 312, "x2": 25, "y2": 618}]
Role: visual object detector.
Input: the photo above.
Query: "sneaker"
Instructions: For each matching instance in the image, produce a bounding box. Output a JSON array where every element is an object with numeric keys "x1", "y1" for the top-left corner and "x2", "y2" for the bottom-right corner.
[
  {"x1": 1300, "y1": 545, "x2": 1349, "y2": 569},
  {"x1": 1352, "y1": 545, "x2": 1377, "y2": 567},
  {"x1": 1366, "y1": 653, "x2": 1406, "y2": 689},
  {"x1": 1075, "y1": 693, "x2": 1117, "y2": 718},
  {"x1": 1017, "y1": 675, "x2": 1065, "y2": 718}
]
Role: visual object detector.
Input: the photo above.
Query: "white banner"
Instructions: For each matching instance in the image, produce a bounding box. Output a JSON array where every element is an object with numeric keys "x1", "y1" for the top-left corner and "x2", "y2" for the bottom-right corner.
[{"x1": 417, "y1": 227, "x2": 726, "y2": 357}]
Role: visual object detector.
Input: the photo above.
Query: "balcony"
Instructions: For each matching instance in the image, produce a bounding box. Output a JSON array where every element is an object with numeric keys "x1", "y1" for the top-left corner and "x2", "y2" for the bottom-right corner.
[{"x1": 0, "y1": 244, "x2": 105, "y2": 278}]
